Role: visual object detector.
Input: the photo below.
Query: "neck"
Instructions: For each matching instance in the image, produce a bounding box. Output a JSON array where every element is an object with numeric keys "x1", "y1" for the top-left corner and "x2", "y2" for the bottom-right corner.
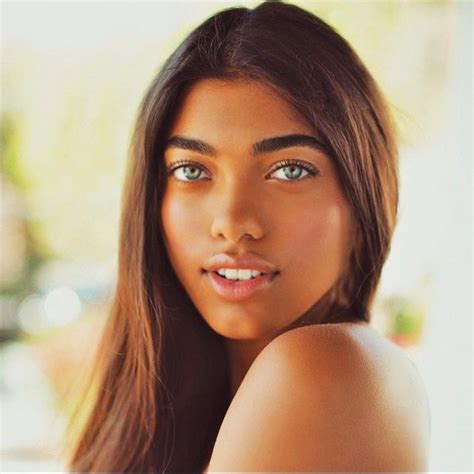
[{"x1": 225, "y1": 336, "x2": 271, "y2": 398}]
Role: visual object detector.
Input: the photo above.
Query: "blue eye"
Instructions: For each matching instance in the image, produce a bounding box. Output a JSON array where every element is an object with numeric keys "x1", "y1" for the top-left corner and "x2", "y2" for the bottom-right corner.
[
  {"x1": 167, "y1": 161, "x2": 210, "y2": 181},
  {"x1": 269, "y1": 160, "x2": 318, "y2": 181}
]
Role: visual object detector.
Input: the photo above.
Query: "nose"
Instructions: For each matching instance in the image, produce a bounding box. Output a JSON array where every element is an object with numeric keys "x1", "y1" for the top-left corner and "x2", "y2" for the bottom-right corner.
[{"x1": 210, "y1": 187, "x2": 265, "y2": 244}]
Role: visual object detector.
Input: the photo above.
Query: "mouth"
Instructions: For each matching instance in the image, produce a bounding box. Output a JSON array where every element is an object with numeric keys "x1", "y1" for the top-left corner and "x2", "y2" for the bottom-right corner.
[
  {"x1": 201, "y1": 268, "x2": 280, "y2": 283},
  {"x1": 202, "y1": 269, "x2": 280, "y2": 302}
]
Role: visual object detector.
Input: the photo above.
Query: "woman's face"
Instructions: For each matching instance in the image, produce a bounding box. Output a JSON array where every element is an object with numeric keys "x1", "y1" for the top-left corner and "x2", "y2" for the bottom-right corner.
[{"x1": 161, "y1": 79, "x2": 354, "y2": 341}]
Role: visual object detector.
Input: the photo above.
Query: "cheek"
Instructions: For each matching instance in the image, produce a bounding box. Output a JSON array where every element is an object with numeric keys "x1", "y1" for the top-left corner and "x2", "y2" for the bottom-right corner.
[
  {"x1": 285, "y1": 200, "x2": 353, "y2": 272},
  {"x1": 161, "y1": 193, "x2": 205, "y2": 264}
]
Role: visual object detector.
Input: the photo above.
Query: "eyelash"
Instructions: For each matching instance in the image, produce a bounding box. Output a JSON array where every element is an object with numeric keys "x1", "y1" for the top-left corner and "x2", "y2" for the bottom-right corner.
[{"x1": 166, "y1": 159, "x2": 320, "y2": 182}]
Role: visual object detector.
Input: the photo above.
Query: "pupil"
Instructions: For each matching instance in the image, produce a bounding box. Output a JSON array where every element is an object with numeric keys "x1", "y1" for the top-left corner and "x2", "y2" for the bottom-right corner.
[
  {"x1": 285, "y1": 166, "x2": 301, "y2": 179},
  {"x1": 185, "y1": 166, "x2": 199, "y2": 178}
]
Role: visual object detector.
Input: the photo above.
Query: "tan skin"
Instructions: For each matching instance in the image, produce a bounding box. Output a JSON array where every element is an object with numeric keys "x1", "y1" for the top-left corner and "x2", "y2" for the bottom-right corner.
[{"x1": 161, "y1": 79, "x2": 430, "y2": 471}]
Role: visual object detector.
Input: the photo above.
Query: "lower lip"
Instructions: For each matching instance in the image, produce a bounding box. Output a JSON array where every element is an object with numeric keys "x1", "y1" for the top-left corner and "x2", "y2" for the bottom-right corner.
[{"x1": 205, "y1": 271, "x2": 278, "y2": 302}]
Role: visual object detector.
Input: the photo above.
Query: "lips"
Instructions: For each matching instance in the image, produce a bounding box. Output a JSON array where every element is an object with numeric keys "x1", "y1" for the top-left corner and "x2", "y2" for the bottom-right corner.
[
  {"x1": 203, "y1": 253, "x2": 279, "y2": 302},
  {"x1": 205, "y1": 270, "x2": 278, "y2": 302},
  {"x1": 203, "y1": 253, "x2": 278, "y2": 274}
]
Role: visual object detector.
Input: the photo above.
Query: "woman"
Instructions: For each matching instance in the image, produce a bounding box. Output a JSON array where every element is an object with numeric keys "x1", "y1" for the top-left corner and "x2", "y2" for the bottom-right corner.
[{"x1": 70, "y1": 2, "x2": 430, "y2": 472}]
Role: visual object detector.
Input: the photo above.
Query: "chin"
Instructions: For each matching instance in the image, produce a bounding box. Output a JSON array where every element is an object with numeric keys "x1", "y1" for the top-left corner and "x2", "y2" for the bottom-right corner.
[{"x1": 203, "y1": 310, "x2": 276, "y2": 341}]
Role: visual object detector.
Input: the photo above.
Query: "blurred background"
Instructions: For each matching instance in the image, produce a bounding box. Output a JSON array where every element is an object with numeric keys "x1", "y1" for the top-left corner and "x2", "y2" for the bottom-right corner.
[{"x1": 1, "y1": 1, "x2": 472, "y2": 471}]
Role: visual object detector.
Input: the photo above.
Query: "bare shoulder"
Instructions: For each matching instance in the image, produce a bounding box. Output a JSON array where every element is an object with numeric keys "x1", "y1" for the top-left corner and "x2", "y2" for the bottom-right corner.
[
  {"x1": 208, "y1": 322, "x2": 430, "y2": 472},
  {"x1": 272, "y1": 321, "x2": 429, "y2": 393},
  {"x1": 270, "y1": 321, "x2": 431, "y2": 435}
]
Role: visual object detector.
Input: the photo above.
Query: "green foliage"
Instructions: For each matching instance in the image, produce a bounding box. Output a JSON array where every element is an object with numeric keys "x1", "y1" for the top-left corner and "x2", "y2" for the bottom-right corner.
[
  {"x1": 387, "y1": 296, "x2": 425, "y2": 337},
  {"x1": 1, "y1": 113, "x2": 25, "y2": 188}
]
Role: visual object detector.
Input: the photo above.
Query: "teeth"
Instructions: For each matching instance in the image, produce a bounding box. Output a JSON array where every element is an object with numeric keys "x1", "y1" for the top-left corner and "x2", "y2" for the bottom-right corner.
[{"x1": 215, "y1": 268, "x2": 263, "y2": 280}]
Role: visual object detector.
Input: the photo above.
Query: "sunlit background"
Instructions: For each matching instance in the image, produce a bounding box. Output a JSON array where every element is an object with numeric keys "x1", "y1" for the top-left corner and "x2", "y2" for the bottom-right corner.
[{"x1": 1, "y1": 1, "x2": 472, "y2": 471}]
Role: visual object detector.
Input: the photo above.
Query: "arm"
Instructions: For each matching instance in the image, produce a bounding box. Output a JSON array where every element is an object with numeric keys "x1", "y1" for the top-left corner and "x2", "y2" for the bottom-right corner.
[{"x1": 208, "y1": 326, "x2": 429, "y2": 472}]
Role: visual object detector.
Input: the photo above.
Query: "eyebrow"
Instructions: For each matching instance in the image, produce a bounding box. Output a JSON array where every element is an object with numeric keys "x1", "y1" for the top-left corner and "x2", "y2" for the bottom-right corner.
[{"x1": 164, "y1": 134, "x2": 328, "y2": 157}]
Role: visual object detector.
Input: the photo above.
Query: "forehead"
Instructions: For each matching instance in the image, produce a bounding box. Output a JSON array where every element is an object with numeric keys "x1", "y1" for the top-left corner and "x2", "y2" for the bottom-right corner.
[{"x1": 169, "y1": 79, "x2": 314, "y2": 141}]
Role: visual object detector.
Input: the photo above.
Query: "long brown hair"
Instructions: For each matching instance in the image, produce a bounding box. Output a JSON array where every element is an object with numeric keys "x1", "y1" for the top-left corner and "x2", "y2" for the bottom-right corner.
[{"x1": 69, "y1": 2, "x2": 398, "y2": 472}]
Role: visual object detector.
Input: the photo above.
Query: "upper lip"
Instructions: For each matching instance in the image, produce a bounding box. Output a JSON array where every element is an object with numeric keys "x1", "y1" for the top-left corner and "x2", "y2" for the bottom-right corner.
[{"x1": 203, "y1": 253, "x2": 279, "y2": 274}]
